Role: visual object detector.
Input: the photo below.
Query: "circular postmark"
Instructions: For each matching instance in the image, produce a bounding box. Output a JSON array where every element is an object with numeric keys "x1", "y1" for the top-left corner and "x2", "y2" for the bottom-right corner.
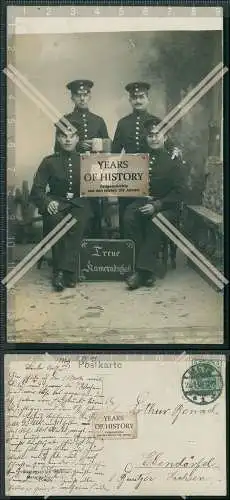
[{"x1": 181, "y1": 362, "x2": 223, "y2": 405}]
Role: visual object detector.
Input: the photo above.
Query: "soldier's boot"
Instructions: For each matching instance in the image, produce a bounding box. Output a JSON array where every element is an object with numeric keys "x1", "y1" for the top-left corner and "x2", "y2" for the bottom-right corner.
[{"x1": 126, "y1": 269, "x2": 156, "y2": 290}]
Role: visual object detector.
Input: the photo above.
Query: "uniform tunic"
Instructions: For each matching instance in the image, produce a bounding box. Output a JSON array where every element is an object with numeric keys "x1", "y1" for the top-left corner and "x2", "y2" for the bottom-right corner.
[
  {"x1": 123, "y1": 147, "x2": 184, "y2": 273},
  {"x1": 30, "y1": 151, "x2": 91, "y2": 274},
  {"x1": 67, "y1": 107, "x2": 109, "y2": 141}
]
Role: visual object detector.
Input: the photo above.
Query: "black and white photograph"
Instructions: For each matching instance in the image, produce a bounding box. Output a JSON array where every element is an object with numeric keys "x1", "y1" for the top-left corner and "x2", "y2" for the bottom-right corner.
[{"x1": 6, "y1": 5, "x2": 225, "y2": 344}]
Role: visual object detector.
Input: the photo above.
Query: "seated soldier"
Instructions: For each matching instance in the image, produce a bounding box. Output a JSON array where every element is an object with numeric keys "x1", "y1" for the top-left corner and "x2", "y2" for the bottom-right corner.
[
  {"x1": 30, "y1": 119, "x2": 91, "y2": 292},
  {"x1": 123, "y1": 117, "x2": 184, "y2": 290}
]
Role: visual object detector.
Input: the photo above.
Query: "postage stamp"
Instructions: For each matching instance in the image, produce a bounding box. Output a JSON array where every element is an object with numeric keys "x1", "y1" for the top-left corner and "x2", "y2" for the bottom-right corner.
[
  {"x1": 181, "y1": 361, "x2": 223, "y2": 405},
  {"x1": 92, "y1": 411, "x2": 137, "y2": 439}
]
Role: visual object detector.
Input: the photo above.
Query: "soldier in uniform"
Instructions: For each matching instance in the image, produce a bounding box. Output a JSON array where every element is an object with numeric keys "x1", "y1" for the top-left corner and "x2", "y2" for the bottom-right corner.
[
  {"x1": 123, "y1": 117, "x2": 184, "y2": 290},
  {"x1": 54, "y1": 79, "x2": 109, "y2": 237},
  {"x1": 30, "y1": 119, "x2": 91, "y2": 292},
  {"x1": 112, "y1": 82, "x2": 162, "y2": 236}
]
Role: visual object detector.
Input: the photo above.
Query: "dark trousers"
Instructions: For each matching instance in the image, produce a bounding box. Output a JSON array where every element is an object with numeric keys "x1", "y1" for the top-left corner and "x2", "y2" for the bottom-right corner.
[
  {"x1": 124, "y1": 198, "x2": 178, "y2": 273},
  {"x1": 43, "y1": 204, "x2": 90, "y2": 275}
]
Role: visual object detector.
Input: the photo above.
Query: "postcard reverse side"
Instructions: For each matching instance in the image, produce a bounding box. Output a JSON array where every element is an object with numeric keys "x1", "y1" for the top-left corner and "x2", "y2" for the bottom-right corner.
[{"x1": 5, "y1": 353, "x2": 226, "y2": 496}]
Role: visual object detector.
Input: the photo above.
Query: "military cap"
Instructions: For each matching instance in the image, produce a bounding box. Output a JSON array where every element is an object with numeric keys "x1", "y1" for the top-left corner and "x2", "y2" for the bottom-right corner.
[
  {"x1": 66, "y1": 79, "x2": 94, "y2": 94},
  {"x1": 55, "y1": 117, "x2": 80, "y2": 136},
  {"x1": 125, "y1": 81, "x2": 151, "y2": 95},
  {"x1": 143, "y1": 116, "x2": 162, "y2": 132}
]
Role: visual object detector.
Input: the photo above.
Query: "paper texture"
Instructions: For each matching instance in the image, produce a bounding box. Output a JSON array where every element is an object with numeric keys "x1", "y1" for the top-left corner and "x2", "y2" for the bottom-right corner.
[{"x1": 5, "y1": 353, "x2": 226, "y2": 496}]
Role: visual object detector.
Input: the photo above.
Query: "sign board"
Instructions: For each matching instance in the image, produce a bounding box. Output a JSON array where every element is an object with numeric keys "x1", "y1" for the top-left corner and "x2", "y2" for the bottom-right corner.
[
  {"x1": 80, "y1": 153, "x2": 149, "y2": 197},
  {"x1": 79, "y1": 239, "x2": 135, "y2": 281}
]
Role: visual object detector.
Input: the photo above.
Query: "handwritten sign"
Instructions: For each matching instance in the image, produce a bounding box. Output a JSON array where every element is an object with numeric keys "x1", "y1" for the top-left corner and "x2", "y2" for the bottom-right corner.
[
  {"x1": 79, "y1": 239, "x2": 135, "y2": 281},
  {"x1": 80, "y1": 153, "x2": 149, "y2": 197}
]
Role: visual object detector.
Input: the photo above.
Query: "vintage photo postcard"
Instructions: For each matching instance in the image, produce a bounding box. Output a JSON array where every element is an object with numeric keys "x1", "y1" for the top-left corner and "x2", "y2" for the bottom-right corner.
[
  {"x1": 4, "y1": 352, "x2": 227, "y2": 496},
  {"x1": 5, "y1": 6, "x2": 227, "y2": 344}
]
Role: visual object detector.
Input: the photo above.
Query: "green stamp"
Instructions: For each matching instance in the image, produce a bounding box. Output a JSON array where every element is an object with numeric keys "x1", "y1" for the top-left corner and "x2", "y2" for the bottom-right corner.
[{"x1": 181, "y1": 361, "x2": 223, "y2": 405}]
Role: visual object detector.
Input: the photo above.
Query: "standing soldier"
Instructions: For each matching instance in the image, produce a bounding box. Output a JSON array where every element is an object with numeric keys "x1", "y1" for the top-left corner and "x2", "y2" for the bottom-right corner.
[
  {"x1": 31, "y1": 119, "x2": 91, "y2": 292},
  {"x1": 112, "y1": 82, "x2": 161, "y2": 236},
  {"x1": 123, "y1": 117, "x2": 184, "y2": 290},
  {"x1": 55, "y1": 79, "x2": 110, "y2": 236}
]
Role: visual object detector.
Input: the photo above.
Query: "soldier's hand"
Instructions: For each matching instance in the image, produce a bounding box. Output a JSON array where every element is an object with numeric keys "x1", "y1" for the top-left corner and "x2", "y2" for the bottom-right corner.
[
  {"x1": 81, "y1": 140, "x2": 93, "y2": 152},
  {"x1": 47, "y1": 200, "x2": 59, "y2": 215}
]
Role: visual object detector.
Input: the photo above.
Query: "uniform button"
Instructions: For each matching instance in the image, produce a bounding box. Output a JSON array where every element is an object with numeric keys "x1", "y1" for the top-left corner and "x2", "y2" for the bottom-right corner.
[
  {"x1": 82, "y1": 114, "x2": 86, "y2": 118},
  {"x1": 84, "y1": 134, "x2": 88, "y2": 139},
  {"x1": 136, "y1": 126, "x2": 140, "y2": 130}
]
